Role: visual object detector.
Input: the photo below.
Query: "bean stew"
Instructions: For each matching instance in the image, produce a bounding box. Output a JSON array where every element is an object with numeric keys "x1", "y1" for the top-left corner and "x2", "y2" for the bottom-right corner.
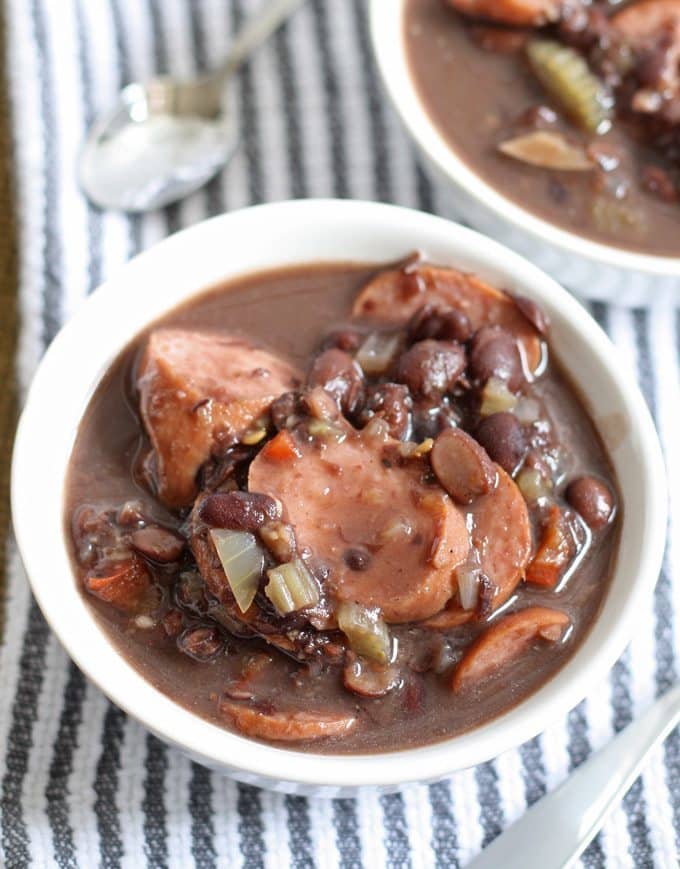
[{"x1": 66, "y1": 259, "x2": 619, "y2": 752}]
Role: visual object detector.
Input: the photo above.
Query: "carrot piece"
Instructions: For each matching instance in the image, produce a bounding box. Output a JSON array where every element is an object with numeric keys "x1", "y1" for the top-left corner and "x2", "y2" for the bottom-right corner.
[
  {"x1": 526, "y1": 505, "x2": 575, "y2": 588},
  {"x1": 260, "y1": 429, "x2": 301, "y2": 463},
  {"x1": 451, "y1": 606, "x2": 570, "y2": 692},
  {"x1": 84, "y1": 557, "x2": 152, "y2": 613}
]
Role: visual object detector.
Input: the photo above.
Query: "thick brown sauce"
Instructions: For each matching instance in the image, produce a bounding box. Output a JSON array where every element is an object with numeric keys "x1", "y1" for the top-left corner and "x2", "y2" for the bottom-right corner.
[
  {"x1": 65, "y1": 262, "x2": 619, "y2": 754},
  {"x1": 405, "y1": 0, "x2": 680, "y2": 257}
]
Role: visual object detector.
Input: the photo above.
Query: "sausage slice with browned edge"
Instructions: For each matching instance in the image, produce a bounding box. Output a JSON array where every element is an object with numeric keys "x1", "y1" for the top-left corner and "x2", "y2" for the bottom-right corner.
[
  {"x1": 248, "y1": 422, "x2": 471, "y2": 623},
  {"x1": 452, "y1": 606, "x2": 571, "y2": 692},
  {"x1": 138, "y1": 329, "x2": 300, "y2": 508},
  {"x1": 445, "y1": 0, "x2": 564, "y2": 26},
  {"x1": 353, "y1": 265, "x2": 543, "y2": 373},
  {"x1": 420, "y1": 463, "x2": 531, "y2": 626},
  {"x1": 219, "y1": 700, "x2": 357, "y2": 742}
]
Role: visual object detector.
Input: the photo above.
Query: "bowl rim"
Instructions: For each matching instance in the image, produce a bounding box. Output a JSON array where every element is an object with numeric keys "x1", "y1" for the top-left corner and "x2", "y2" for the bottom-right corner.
[
  {"x1": 11, "y1": 198, "x2": 667, "y2": 790},
  {"x1": 369, "y1": 0, "x2": 680, "y2": 276}
]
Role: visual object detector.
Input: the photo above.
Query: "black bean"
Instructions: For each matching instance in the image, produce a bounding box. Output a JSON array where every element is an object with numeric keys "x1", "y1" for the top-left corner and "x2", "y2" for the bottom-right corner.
[
  {"x1": 509, "y1": 294, "x2": 550, "y2": 336},
  {"x1": 641, "y1": 165, "x2": 678, "y2": 204},
  {"x1": 270, "y1": 391, "x2": 305, "y2": 431},
  {"x1": 469, "y1": 326, "x2": 524, "y2": 392},
  {"x1": 307, "y1": 348, "x2": 365, "y2": 417},
  {"x1": 565, "y1": 475, "x2": 615, "y2": 529},
  {"x1": 515, "y1": 104, "x2": 558, "y2": 129},
  {"x1": 344, "y1": 548, "x2": 371, "y2": 571},
  {"x1": 320, "y1": 328, "x2": 363, "y2": 353},
  {"x1": 177, "y1": 626, "x2": 225, "y2": 662},
  {"x1": 131, "y1": 525, "x2": 185, "y2": 563},
  {"x1": 475, "y1": 412, "x2": 527, "y2": 475},
  {"x1": 199, "y1": 491, "x2": 281, "y2": 531},
  {"x1": 360, "y1": 383, "x2": 413, "y2": 440},
  {"x1": 175, "y1": 571, "x2": 209, "y2": 616},
  {"x1": 430, "y1": 427, "x2": 497, "y2": 505},
  {"x1": 412, "y1": 398, "x2": 460, "y2": 441},
  {"x1": 407, "y1": 303, "x2": 472, "y2": 344},
  {"x1": 395, "y1": 339, "x2": 466, "y2": 398}
]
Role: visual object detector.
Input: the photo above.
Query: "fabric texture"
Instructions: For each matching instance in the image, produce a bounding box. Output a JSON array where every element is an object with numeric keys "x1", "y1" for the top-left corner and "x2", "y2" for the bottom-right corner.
[{"x1": 1, "y1": 0, "x2": 679, "y2": 866}]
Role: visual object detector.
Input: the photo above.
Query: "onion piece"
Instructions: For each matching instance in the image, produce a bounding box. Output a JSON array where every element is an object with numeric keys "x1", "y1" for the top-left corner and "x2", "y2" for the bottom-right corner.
[
  {"x1": 337, "y1": 602, "x2": 391, "y2": 664},
  {"x1": 210, "y1": 529, "x2": 265, "y2": 613},
  {"x1": 307, "y1": 418, "x2": 347, "y2": 443},
  {"x1": 356, "y1": 332, "x2": 401, "y2": 376},
  {"x1": 514, "y1": 396, "x2": 542, "y2": 424},
  {"x1": 265, "y1": 559, "x2": 320, "y2": 615},
  {"x1": 516, "y1": 467, "x2": 552, "y2": 502},
  {"x1": 480, "y1": 377, "x2": 518, "y2": 416},
  {"x1": 456, "y1": 566, "x2": 481, "y2": 611},
  {"x1": 499, "y1": 131, "x2": 594, "y2": 171}
]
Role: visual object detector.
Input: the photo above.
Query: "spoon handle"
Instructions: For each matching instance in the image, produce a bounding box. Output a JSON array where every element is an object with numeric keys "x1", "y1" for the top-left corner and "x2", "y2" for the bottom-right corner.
[
  {"x1": 218, "y1": 0, "x2": 308, "y2": 78},
  {"x1": 467, "y1": 685, "x2": 680, "y2": 869}
]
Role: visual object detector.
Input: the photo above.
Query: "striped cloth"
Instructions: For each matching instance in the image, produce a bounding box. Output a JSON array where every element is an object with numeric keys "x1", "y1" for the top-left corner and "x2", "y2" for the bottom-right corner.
[{"x1": 1, "y1": 0, "x2": 678, "y2": 866}]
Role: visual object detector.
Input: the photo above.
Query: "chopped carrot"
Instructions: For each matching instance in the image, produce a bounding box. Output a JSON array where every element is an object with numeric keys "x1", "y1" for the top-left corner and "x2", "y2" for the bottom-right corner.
[
  {"x1": 261, "y1": 429, "x2": 301, "y2": 462},
  {"x1": 526, "y1": 505, "x2": 575, "y2": 588},
  {"x1": 84, "y1": 557, "x2": 152, "y2": 613}
]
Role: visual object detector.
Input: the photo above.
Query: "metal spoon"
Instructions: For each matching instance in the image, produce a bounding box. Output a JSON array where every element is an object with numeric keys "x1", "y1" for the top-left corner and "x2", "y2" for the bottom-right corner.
[
  {"x1": 468, "y1": 684, "x2": 680, "y2": 869},
  {"x1": 79, "y1": 0, "x2": 307, "y2": 212}
]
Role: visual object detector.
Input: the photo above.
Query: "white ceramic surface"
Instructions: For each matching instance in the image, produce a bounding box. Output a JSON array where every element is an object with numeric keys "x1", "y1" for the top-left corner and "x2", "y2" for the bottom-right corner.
[
  {"x1": 370, "y1": 1, "x2": 680, "y2": 306},
  {"x1": 12, "y1": 200, "x2": 667, "y2": 795}
]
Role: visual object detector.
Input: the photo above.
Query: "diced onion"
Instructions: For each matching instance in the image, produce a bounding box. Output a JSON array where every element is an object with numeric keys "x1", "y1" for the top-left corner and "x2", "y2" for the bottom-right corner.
[
  {"x1": 378, "y1": 517, "x2": 414, "y2": 545},
  {"x1": 337, "y1": 602, "x2": 391, "y2": 664},
  {"x1": 356, "y1": 332, "x2": 401, "y2": 376},
  {"x1": 259, "y1": 521, "x2": 296, "y2": 563},
  {"x1": 265, "y1": 559, "x2": 320, "y2": 615},
  {"x1": 517, "y1": 467, "x2": 552, "y2": 502},
  {"x1": 397, "y1": 438, "x2": 434, "y2": 459},
  {"x1": 456, "y1": 566, "x2": 481, "y2": 611},
  {"x1": 480, "y1": 377, "x2": 518, "y2": 416},
  {"x1": 498, "y1": 131, "x2": 594, "y2": 171},
  {"x1": 307, "y1": 419, "x2": 347, "y2": 443},
  {"x1": 514, "y1": 397, "x2": 541, "y2": 424},
  {"x1": 210, "y1": 529, "x2": 265, "y2": 613}
]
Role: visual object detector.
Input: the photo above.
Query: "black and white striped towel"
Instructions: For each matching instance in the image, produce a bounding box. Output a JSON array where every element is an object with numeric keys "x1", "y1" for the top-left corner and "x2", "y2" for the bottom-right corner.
[{"x1": 2, "y1": 1, "x2": 679, "y2": 866}]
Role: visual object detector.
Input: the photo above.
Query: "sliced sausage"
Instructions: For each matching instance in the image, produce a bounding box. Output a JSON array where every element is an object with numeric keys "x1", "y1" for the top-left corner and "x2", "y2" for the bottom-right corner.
[
  {"x1": 451, "y1": 607, "x2": 571, "y2": 692},
  {"x1": 248, "y1": 421, "x2": 470, "y2": 624},
  {"x1": 353, "y1": 265, "x2": 542, "y2": 373},
  {"x1": 446, "y1": 0, "x2": 564, "y2": 26},
  {"x1": 613, "y1": 0, "x2": 680, "y2": 42},
  {"x1": 138, "y1": 329, "x2": 299, "y2": 508},
  {"x1": 419, "y1": 604, "x2": 475, "y2": 630},
  {"x1": 219, "y1": 700, "x2": 357, "y2": 741},
  {"x1": 468, "y1": 466, "x2": 532, "y2": 608}
]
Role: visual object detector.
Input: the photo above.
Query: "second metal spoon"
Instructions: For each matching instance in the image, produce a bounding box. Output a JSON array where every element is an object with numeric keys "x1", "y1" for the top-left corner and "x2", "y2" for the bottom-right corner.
[{"x1": 468, "y1": 684, "x2": 680, "y2": 869}]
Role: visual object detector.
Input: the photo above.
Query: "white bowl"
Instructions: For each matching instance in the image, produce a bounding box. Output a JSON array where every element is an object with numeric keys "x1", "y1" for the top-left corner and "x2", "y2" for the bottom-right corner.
[
  {"x1": 12, "y1": 200, "x2": 667, "y2": 795},
  {"x1": 370, "y1": 1, "x2": 680, "y2": 306}
]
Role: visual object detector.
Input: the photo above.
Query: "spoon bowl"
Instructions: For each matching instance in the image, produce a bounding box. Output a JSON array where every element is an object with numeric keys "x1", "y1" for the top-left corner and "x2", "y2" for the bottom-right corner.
[
  {"x1": 79, "y1": 80, "x2": 238, "y2": 212},
  {"x1": 79, "y1": 0, "x2": 306, "y2": 212}
]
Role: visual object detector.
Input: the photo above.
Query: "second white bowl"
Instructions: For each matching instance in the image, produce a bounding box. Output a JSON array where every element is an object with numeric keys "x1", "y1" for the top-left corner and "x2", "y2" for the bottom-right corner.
[{"x1": 370, "y1": 0, "x2": 680, "y2": 305}]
